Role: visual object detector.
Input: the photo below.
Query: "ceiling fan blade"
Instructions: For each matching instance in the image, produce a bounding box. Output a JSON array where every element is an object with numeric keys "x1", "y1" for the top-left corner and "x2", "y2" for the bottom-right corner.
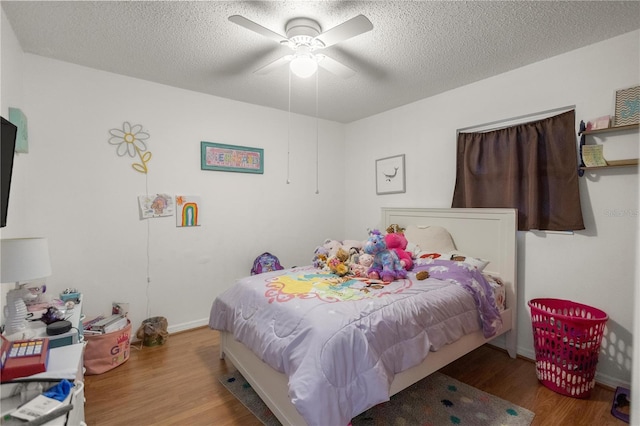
[
  {"x1": 315, "y1": 15, "x2": 373, "y2": 48},
  {"x1": 317, "y1": 55, "x2": 356, "y2": 79},
  {"x1": 254, "y1": 55, "x2": 291, "y2": 75},
  {"x1": 229, "y1": 15, "x2": 287, "y2": 44}
]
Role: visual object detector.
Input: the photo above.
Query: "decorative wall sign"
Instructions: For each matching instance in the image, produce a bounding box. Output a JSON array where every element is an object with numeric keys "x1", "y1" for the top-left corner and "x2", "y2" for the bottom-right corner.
[
  {"x1": 614, "y1": 85, "x2": 639, "y2": 126},
  {"x1": 176, "y1": 195, "x2": 200, "y2": 227},
  {"x1": 201, "y1": 141, "x2": 263, "y2": 174},
  {"x1": 109, "y1": 122, "x2": 152, "y2": 173},
  {"x1": 8, "y1": 108, "x2": 28, "y2": 153},
  {"x1": 376, "y1": 154, "x2": 406, "y2": 195},
  {"x1": 138, "y1": 194, "x2": 174, "y2": 219}
]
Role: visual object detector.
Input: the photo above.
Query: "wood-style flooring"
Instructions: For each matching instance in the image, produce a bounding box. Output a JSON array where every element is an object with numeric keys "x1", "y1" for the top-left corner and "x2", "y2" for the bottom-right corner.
[{"x1": 84, "y1": 326, "x2": 627, "y2": 426}]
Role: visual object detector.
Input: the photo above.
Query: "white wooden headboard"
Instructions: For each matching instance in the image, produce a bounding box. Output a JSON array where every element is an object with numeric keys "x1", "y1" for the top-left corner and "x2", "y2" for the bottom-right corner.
[{"x1": 381, "y1": 207, "x2": 517, "y2": 326}]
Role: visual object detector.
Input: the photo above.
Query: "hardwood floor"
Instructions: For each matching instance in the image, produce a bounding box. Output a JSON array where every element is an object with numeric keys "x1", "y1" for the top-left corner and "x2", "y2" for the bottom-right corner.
[{"x1": 84, "y1": 326, "x2": 627, "y2": 426}]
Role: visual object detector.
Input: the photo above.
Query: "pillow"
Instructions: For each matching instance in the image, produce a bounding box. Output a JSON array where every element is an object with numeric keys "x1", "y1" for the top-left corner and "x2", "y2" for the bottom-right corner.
[
  {"x1": 415, "y1": 250, "x2": 490, "y2": 272},
  {"x1": 404, "y1": 225, "x2": 456, "y2": 253},
  {"x1": 447, "y1": 252, "x2": 490, "y2": 271}
]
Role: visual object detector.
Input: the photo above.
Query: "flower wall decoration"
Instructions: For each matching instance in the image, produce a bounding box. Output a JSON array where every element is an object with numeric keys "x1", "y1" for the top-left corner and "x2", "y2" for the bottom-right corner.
[{"x1": 108, "y1": 122, "x2": 152, "y2": 173}]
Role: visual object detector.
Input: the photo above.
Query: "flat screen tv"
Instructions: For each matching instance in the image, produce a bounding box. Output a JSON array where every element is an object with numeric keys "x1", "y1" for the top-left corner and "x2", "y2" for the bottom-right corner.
[{"x1": 1, "y1": 116, "x2": 17, "y2": 228}]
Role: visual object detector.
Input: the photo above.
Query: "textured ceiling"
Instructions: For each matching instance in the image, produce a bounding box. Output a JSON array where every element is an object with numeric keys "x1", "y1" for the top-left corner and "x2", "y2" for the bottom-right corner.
[{"x1": 2, "y1": 1, "x2": 640, "y2": 123}]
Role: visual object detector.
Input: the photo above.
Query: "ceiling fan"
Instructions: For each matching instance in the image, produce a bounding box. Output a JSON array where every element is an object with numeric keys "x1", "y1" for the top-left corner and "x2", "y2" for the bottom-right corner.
[{"x1": 228, "y1": 14, "x2": 373, "y2": 79}]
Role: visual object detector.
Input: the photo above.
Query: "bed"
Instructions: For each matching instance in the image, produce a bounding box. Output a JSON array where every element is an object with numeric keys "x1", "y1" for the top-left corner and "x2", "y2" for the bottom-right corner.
[{"x1": 210, "y1": 207, "x2": 517, "y2": 426}]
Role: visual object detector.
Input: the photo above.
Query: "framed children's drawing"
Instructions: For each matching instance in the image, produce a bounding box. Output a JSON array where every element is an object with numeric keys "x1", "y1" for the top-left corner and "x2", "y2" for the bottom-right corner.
[
  {"x1": 376, "y1": 154, "x2": 405, "y2": 195},
  {"x1": 201, "y1": 141, "x2": 264, "y2": 174}
]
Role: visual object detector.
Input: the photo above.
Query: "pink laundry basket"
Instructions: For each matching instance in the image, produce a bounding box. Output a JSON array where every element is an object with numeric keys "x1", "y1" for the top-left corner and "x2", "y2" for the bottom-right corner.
[{"x1": 528, "y1": 298, "x2": 608, "y2": 399}]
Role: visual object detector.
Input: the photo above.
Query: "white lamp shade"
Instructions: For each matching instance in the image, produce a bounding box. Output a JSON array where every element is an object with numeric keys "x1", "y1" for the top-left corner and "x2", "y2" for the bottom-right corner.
[
  {"x1": 1, "y1": 238, "x2": 52, "y2": 283},
  {"x1": 290, "y1": 54, "x2": 318, "y2": 78}
]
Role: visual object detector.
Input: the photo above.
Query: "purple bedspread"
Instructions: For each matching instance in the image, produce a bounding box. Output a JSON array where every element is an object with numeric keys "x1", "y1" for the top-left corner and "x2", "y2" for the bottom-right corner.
[{"x1": 209, "y1": 263, "x2": 501, "y2": 426}]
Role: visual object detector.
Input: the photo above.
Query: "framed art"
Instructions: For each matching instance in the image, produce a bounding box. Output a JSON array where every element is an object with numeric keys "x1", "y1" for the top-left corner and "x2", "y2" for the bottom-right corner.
[
  {"x1": 376, "y1": 154, "x2": 405, "y2": 195},
  {"x1": 614, "y1": 85, "x2": 639, "y2": 127},
  {"x1": 8, "y1": 107, "x2": 28, "y2": 153},
  {"x1": 201, "y1": 141, "x2": 263, "y2": 174}
]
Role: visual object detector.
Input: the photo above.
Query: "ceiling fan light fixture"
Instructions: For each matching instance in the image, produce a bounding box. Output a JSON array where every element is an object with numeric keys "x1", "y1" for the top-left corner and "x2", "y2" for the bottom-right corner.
[{"x1": 290, "y1": 54, "x2": 318, "y2": 78}]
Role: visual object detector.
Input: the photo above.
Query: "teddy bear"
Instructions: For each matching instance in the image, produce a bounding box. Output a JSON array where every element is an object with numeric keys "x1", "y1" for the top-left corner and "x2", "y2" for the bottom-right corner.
[
  {"x1": 384, "y1": 232, "x2": 414, "y2": 271},
  {"x1": 326, "y1": 247, "x2": 351, "y2": 276},
  {"x1": 364, "y1": 229, "x2": 407, "y2": 283}
]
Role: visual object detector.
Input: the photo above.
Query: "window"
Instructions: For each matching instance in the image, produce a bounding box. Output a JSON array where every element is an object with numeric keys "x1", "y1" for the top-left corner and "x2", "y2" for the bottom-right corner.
[{"x1": 452, "y1": 110, "x2": 584, "y2": 231}]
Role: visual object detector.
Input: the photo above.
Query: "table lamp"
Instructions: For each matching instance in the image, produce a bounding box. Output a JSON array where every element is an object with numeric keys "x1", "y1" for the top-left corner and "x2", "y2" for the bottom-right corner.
[{"x1": 1, "y1": 237, "x2": 52, "y2": 336}]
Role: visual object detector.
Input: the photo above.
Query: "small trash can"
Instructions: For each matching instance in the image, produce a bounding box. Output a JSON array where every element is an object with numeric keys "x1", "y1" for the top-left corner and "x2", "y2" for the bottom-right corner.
[
  {"x1": 136, "y1": 316, "x2": 169, "y2": 347},
  {"x1": 528, "y1": 298, "x2": 608, "y2": 399}
]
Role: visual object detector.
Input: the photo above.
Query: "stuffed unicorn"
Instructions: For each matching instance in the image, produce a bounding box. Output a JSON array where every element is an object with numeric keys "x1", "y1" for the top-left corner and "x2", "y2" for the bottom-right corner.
[{"x1": 364, "y1": 229, "x2": 407, "y2": 283}]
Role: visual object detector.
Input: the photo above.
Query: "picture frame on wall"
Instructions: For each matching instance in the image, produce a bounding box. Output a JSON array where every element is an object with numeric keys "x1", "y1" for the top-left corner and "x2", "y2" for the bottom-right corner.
[
  {"x1": 376, "y1": 154, "x2": 405, "y2": 195},
  {"x1": 200, "y1": 141, "x2": 264, "y2": 174},
  {"x1": 614, "y1": 85, "x2": 639, "y2": 127}
]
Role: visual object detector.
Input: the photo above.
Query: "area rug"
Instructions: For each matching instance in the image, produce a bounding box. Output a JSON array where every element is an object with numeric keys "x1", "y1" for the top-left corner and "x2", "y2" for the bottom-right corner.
[{"x1": 219, "y1": 370, "x2": 535, "y2": 425}]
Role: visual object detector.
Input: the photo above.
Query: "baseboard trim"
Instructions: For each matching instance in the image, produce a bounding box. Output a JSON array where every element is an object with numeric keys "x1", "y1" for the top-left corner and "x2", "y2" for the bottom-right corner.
[{"x1": 167, "y1": 318, "x2": 209, "y2": 334}]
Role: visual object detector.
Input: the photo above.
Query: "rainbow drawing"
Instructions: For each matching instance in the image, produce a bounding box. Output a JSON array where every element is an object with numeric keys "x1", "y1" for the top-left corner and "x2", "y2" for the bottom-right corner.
[{"x1": 175, "y1": 195, "x2": 201, "y2": 227}]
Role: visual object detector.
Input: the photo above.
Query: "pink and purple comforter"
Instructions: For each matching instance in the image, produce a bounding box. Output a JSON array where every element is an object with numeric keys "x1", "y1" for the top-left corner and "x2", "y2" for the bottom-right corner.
[{"x1": 209, "y1": 261, "x2": 501, "y2": 426}]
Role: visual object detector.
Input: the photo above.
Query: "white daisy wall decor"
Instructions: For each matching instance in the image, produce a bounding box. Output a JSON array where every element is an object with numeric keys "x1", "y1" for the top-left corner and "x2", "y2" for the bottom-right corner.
[{"x1": 108, "y1": 122, "x2": 152, "y2": 173}]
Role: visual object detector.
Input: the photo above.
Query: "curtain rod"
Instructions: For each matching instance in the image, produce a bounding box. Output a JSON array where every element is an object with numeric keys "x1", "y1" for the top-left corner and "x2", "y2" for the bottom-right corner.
[{"x1": 457, "y1": 105, "x2": 576, "y2": 134}]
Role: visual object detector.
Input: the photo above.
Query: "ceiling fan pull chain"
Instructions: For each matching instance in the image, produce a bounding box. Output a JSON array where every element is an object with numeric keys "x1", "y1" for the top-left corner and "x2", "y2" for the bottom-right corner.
[
  {"x1": 287, "y1": 68, "x2": 292, "y2": 185},
  {"x1": 315, "y1": 71, "x2": 320, "y2": 195}
]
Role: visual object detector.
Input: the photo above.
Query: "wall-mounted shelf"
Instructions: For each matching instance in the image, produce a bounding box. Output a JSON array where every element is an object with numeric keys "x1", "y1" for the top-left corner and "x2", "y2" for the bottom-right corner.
[
  {"x1": 580, "y1": 122, "x2": 639, "y2": 136},
  {"x1": 578, "y1": 121, "x2": 639, "y2": 176}
]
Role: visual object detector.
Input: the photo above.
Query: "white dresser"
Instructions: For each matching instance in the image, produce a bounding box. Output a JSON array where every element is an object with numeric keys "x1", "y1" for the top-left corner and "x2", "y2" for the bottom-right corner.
[{"x1": 0, "y1": 343, "x2": 86, "y2": 425}]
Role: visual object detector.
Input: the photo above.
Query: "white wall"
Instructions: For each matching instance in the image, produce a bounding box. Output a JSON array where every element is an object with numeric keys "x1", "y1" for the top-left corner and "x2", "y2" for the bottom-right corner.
[
  {"x1": 1, "y1": 9, "x2": 346, "y2": 337},
  {"x1": 0, "y1": 11, "x2": 23, "y2": 114},
  {"x1": 344, "y1": 30, "x2": 639, "y2": 389}
]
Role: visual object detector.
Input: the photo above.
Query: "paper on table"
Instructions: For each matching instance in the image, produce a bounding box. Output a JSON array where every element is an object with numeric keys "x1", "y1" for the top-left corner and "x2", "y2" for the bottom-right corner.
[{"x1": 26, "y1": 343, "x2": 84, "y2": 381}]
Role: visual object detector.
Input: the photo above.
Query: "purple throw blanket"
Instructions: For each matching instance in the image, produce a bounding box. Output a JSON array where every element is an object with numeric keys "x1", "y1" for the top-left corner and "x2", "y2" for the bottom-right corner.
[{"x1": 413, "y1": 258, "x2": 503, "y2": 337}]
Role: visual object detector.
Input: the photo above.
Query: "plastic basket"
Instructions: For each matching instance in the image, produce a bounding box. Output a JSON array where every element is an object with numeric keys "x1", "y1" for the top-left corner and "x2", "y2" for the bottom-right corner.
[{"x1": 528, "y1": 298, "x2": 608, "y2": 398}]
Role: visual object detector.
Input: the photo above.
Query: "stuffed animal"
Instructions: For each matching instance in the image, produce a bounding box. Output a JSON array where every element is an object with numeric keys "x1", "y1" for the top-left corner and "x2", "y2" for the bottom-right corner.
[
  {"x1": 363, "y1": 229, "x2": 407, "y2": 283},
  {"x1": 350, "y1": 252, "x2": 373, "y2": 277},
  {"x1": 326, "y1": 247, "x2": 351, "y2": 276},
  {"x1": 312, "y1": 245, "x2": 330, "y2": 269},
  {"x1": 341, "y1": 239, "x2": 364, "y2": 252},
  {"x1": 384, "y1": 232, "x2": 414, "y2": 271},
  {"x1": 386, "y1": 223, "x2": 405, "y2": 234},
  {"x1": 312, "y1": 239, "x2": 344, "y2": 268},
  {"x1": 327, "y1": 258, "x2": 349, "y2": 276},
  {"x1": 323, "y1": 239, "x2": 343, "y2": 258}
]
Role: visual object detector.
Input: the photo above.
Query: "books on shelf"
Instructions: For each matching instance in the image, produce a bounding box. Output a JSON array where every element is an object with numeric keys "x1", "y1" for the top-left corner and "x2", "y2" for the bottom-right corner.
[
  {"x1": 581, "y1": 145, "x2": 608, "y2": 167},
  {"x1": 83, "y1": 314, "x2": 127, "y2": 334}
]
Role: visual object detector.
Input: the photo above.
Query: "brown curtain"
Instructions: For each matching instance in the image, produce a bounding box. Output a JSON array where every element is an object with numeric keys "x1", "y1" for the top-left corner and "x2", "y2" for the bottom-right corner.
[{"x1": 452, "y1": 110, "x2": 584, "y2": 231}]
